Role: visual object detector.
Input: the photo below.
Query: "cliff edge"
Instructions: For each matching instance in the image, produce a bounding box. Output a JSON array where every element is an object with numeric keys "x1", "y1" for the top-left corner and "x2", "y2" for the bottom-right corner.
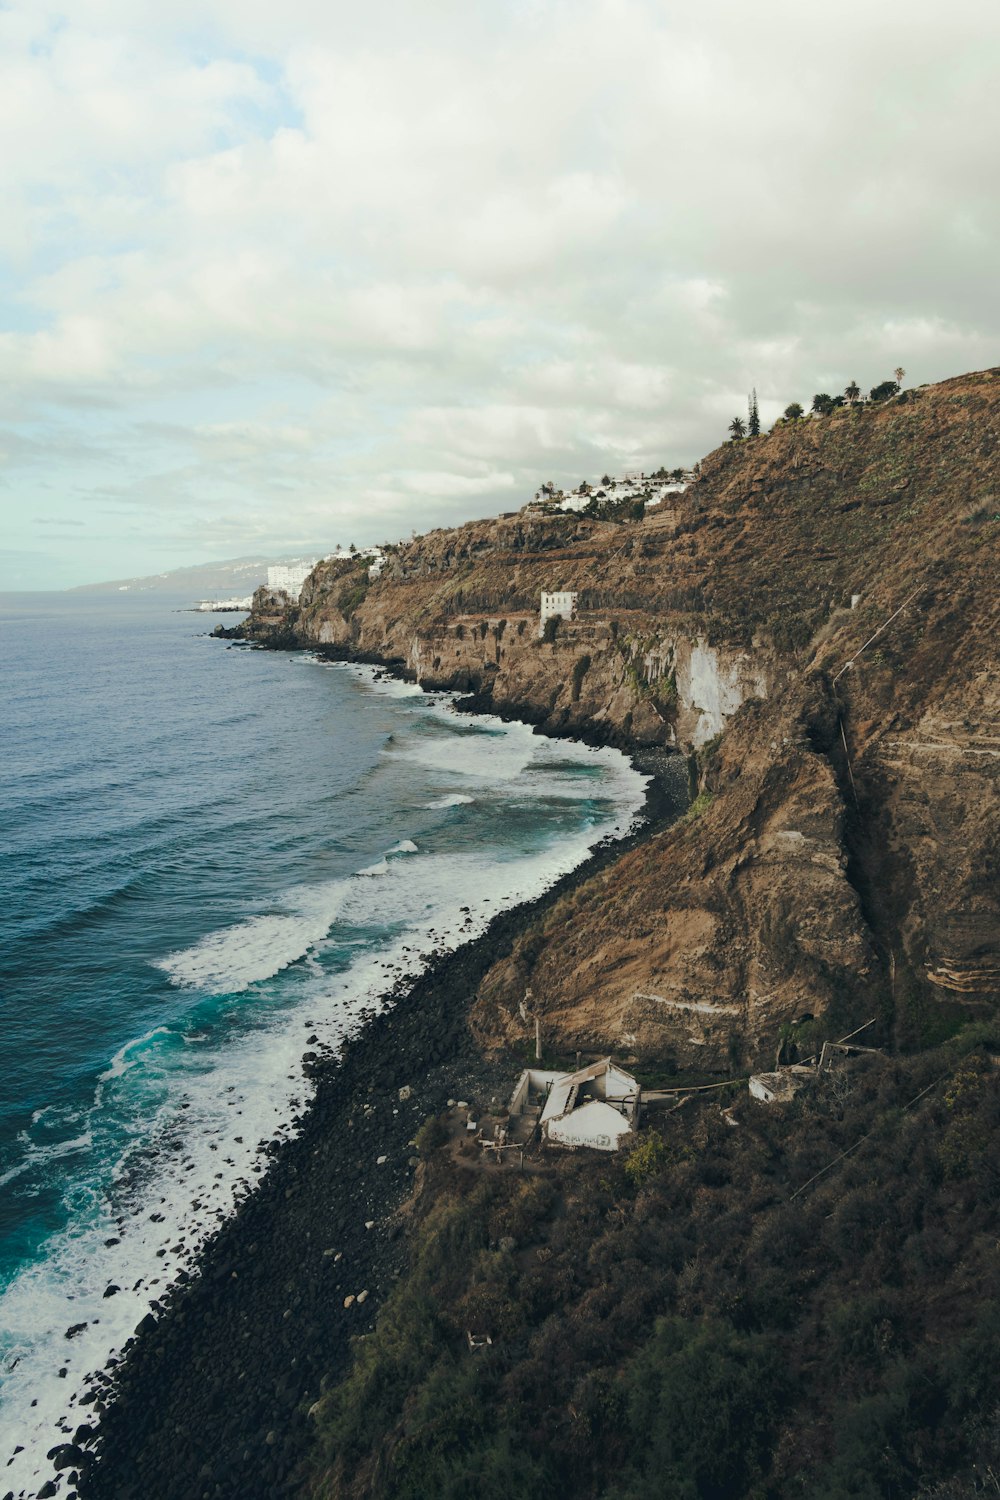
[{"x1": 235, "y1": 368, "x2": 999, "y2": 1069}]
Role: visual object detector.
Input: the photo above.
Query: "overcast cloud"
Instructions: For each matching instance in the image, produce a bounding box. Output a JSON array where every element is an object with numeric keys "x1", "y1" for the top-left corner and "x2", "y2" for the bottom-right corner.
[{"x1": 1, "y1": 0, "x2": 997, "y2": 587}]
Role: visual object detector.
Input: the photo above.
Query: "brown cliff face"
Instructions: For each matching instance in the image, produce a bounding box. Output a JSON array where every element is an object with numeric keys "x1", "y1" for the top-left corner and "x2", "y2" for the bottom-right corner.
[
  {"x1": 471, "y1": 676, "x2": 882, "y2": 1069},
  {"x1": 239, "y1": 368, "x2": 1000, "y2": 1066}
]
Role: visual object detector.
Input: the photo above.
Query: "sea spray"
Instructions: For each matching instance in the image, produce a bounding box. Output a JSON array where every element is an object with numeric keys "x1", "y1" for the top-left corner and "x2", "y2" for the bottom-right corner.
[{"x1": 0, "y1": 605, "x2": 647, "y2": 1495}]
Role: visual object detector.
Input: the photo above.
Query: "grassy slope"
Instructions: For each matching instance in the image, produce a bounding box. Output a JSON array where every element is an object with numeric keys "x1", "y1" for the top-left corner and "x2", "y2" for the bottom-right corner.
[{"x1": 305, "y1": 1029, "x2": 1000, "y2": 1500}]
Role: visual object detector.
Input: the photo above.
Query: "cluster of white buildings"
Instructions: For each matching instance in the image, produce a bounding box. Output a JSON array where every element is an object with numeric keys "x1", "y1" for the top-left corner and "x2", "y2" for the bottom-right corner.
[
  {"x1": 267, "y1": 562, "x2": 317, "y2": 599},
  {"x1": 265, "y1": 548, "x2": 386, "y2": 601}
]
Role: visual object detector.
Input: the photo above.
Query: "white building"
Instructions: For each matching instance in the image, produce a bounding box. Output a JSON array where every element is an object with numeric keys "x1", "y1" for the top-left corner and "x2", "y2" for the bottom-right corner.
[
  {"x1": 748, "y1": 1066, "x2": 814, "y2": 1105},
  {"x1": 509, "y1": 1058, "x2": 639, "y2": 1151},
  {"x1": 539, "y1": 590, "x2": 578, "y2": 635},
  {"x1": 267, "y1": 562, "x2": 316, "y2": 600}
]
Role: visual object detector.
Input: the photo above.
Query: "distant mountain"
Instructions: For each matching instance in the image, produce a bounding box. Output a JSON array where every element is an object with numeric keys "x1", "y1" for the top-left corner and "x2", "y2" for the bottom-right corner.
[{"x1": 68, "y1": 554, "x2": 324, "y2": 598}]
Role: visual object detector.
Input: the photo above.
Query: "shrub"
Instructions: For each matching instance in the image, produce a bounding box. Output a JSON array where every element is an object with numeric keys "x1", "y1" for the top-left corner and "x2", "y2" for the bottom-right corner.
[
  {"x1": 337, "y1": 572, "x2": 369, "y2": 620},
  {"x1": 681, "y1": 791, "x2": 714, "y2": 823},
  {"x1": 414, "y1": 1114, "x2": 448, "y2": 1155},
  {"x1": 614, "y1": 1317, "x2": 786, "y2": 1499},
  {"x1": 624, "y1": 1132, "x2": 668, "y2": 1189}
]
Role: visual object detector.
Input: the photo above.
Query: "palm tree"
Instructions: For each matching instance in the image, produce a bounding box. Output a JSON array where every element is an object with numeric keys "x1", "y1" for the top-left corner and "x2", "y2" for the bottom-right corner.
[
  {"x1": 729, "y1": 416, "x2": 747, "y2": 440},
  {"x1": 894, "y1": 367, "x2": 905, "y2": 386},
  {"x1": 845, "y1": 380, "x2": 860, "y2": 404}
]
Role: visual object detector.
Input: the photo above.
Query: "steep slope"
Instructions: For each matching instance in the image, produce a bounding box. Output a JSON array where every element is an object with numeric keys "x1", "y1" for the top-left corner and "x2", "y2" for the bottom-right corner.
[{"x1": 236, "y1": 368, "x2": 1000, "y2": 1067}]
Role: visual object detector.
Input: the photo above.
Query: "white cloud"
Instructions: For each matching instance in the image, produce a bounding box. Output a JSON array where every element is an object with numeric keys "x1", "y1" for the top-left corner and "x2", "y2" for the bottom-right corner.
[{"x1": 1, "y1": 0, "x2": 998, "y2": 586}]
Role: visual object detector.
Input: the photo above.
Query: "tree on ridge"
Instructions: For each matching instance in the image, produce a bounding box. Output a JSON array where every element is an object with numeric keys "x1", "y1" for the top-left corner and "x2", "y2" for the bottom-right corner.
[
  {"x1": 748, "y1": 389, "x2": 760, "y2": 437},
  {"x1": 845, "y1": 380, "x2": 860, "y2": 404},
  {"x1": 870, "y1": 379, "x2": 901, "y2": 402},
  {"x1": 729, "y1": 416, "x2": 747, "y2": 440}
]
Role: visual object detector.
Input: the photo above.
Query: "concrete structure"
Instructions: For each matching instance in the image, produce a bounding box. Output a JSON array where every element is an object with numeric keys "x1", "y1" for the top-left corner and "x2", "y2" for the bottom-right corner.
[
  {"x1": 748, "y1": 1065, "x2": 815, "y2": 1105},
  {"x1": 267, "y1": 562, "x2": 316, "y2": 600},
  {"x1": 539, "y1": 590, "x2": 578, "y2": 635},
  {"x1": 509, "y1": 1058, "x2": 639, "y2": 1151},
  {"x1": 818, "y1": 1040, "x2": 884, "y2": 1071}
]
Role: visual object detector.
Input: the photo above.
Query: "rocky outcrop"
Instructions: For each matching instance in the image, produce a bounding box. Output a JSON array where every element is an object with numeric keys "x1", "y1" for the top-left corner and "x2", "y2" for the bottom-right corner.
[
  {"x1": 234, "y1": 367, "x2": 1000, "y2": 1066},
  {"x1": 471, "y1": 676, "x2": 882, "y2": 1069}
]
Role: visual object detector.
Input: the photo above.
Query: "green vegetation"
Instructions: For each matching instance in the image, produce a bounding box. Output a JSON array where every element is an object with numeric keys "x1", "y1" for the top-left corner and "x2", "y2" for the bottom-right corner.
[
  {"x1": 724, "y1": 372, "x2": 909, "y2": 441},
  {"x1": 870, "y1": 378, "x2": 902, "y2": 403},
  {"x1": 681, "y1": 790, "x2": 714, "y2": 822},
  {"x1": 306, "y1": 1038, "x2": 1000, "y2": 1500},
  {"x1": 414, "y1": 1114, "x2": 448, "y2": 1156},
  {"x1": 336, "y1": 568, "x2": 370, "y2": 621},
  {"x1": 623, "y1": 1130, "x2": 668, "y2": 1188},
  {"x1": 583, "y1": 491, "x2": 645, "y2": 522}
]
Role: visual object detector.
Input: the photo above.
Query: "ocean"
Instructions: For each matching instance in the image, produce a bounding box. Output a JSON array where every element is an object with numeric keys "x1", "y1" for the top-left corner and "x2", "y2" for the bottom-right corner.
[{"x1": 0, "y1": 591, "x2": 647, "y2": 1495}]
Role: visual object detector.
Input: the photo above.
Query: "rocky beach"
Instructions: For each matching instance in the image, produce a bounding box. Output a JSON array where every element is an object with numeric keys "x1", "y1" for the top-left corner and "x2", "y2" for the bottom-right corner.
[{"x1": 66, "y1": 720, "x2": 685, "y2": 1500}]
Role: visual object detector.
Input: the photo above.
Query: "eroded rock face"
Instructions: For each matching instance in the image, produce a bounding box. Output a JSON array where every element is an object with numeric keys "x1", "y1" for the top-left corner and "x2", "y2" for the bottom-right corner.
[
  {"x1": 847, "y1": 653, "x2": 1000, "y2": 1035},
  {"x1": 471, "y1": 679, "x2": 881, "y2": 1069}
]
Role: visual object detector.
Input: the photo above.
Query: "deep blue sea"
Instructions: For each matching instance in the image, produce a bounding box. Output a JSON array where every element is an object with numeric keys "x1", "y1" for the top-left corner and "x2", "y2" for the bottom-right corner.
[{"x1": 0, "y1": 591, "x2": 645, "y2": 1494}]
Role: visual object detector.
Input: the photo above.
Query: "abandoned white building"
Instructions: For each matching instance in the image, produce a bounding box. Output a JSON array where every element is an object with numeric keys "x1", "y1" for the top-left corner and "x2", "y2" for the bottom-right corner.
[
  {"x1": 748, "y1": 1066, "x2": 816, "y2": 1105},
  {"x1": 539, "y1": 590, "x2": 578, "y2": 635},
  {"x1": 509, "y1": 1058, "x2": 639, "y2": 1150},
  {"x1": 750, "y1": 1023, "x2": 885, "y2": 1104}
]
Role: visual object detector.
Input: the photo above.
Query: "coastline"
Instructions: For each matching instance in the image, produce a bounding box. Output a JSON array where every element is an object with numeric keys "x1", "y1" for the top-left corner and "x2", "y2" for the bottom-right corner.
[{"x1": 71, "y1": 651, "x2": 687, "y2": 1500}]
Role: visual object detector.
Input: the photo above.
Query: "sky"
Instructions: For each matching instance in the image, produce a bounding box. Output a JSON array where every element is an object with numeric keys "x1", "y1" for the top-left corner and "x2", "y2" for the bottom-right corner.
[{"x1": 1, "y1": 0, "x2": 997, "y2": 589}]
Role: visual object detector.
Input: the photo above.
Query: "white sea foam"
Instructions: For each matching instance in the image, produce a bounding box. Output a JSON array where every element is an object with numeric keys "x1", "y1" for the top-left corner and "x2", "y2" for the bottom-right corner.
[
  {"x1": 320, "y1": 661, "x2": 424, "y2": 700},
  {"x1": 0, "y1": 668, "x2": 649, "y2": 1497},
  {"x1": 424, "y1": 793, "x2": 474, "y2": 809},
  {"x1": 155, "y1": 881, "x2": 353, "y2": 994},
  {"x1": 98, "y1": 1026, "x2": 171, "y2": 1084},
  {"x1": 388, "y1": 731, "x2": 535, "y2": 782},
  {"x1": 0, "y1": 1132, "x2": 94, "y2": 1191}
]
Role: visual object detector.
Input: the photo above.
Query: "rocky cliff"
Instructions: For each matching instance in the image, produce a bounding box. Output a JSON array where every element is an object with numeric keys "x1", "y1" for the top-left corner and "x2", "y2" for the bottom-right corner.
[{"x1": 234, "y1": 368, "x2": 999, "y2": 1069}]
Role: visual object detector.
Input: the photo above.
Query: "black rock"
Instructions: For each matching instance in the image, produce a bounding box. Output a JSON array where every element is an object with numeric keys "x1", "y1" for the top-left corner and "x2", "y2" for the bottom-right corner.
[{"x1": 48, "y1": 1442, "x2": 86, "y2": 1470}]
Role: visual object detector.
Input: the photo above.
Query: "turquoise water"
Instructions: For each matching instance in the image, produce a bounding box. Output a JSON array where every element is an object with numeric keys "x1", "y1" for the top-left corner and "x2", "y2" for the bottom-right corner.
[{"x1": 0, "y1": 591, "x2": 646, "y2": 1495}]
